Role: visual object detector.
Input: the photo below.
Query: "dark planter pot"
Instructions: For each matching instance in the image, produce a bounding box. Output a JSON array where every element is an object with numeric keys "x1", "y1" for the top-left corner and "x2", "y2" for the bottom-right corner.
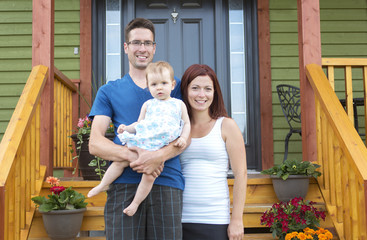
[
  {"x1": 71, "y1": 132, "x2": 114, "y2": 180},
  {"x1": 41, "y1": 208, "x2": 86, "y2": 240},
  {"x1": 270, "y1": 175, "x2": 310, "y2": 202}
]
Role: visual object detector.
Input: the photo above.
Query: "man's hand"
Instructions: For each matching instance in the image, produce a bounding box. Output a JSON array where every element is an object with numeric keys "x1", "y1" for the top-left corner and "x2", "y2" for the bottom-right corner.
[{"x1": 129, "y1": 147, "x2": 164, "y2": 176}]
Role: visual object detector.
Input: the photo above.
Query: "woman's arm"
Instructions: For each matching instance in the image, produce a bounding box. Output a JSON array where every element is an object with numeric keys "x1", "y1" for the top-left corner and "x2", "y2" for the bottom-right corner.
[
  {"x1": 89, "y1": 115, "x2": 137, "y2": 162},
  {"x1": 174, "y1": 101, "x2": 191, "y2": 148},
  {"x1": 222, "y1": 117, "x2": 248, "y2": 240}
]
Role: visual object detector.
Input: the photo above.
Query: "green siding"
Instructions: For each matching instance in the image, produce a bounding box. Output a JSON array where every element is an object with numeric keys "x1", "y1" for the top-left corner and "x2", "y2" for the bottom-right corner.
[
  {"x1": 270, "y1": 0, "x2": 367, "y2": 165},
  {"x1": 0, "y1": 0, "x2": 80, "y2": 142},
  {"x1": 0, "y1": 0, "x2": 32, "y2": 142}
]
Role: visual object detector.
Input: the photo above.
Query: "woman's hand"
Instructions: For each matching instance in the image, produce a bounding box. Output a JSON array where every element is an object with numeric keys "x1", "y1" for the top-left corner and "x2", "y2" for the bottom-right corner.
[{"x1": 227, "y1": 219, "x2": 244, "y2": 240}]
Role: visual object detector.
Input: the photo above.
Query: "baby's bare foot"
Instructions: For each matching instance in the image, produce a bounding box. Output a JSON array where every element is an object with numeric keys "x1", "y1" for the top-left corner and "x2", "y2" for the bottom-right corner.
[
  {"x1": 87, "y1": 185, "x2": 109, "y2": 198},
  {"x1": 123, "y1": 202, "x2": 139, "y2": 216}
]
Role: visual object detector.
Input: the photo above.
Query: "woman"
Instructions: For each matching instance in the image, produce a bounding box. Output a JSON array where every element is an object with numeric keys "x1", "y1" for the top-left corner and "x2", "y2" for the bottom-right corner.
[{"x1": 180, "y1": 64, "x2": 248, "y2": 240}]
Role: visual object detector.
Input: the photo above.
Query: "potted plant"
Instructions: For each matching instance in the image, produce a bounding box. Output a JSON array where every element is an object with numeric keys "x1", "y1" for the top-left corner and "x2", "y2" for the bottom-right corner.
[
  {"x1": 285, "y1": 227, "x2": 333, "y2": 240},
  {"x1": 31, "y1": 176, "x2": 88, "y2": 239},
  {"x1": 260, "y1": 197, "x2": 327, "y2": 240},
  {"x1": 261, "y1": 159, "x2": 321, "y2": 202},
  {"x1": 70, "y1": 116, "x2": 115, "y2": 180}
]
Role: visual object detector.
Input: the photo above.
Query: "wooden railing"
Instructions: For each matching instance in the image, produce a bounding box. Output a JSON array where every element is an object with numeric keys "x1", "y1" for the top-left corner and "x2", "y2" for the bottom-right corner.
[
  {"x1": 322, "y1": 58, "x2": 367, "y2": 134},
  {"x1": 0, "y1": 65, "x2": 48, "y2": 240},
  {"x1": 306, "y1": 63, "x2": 367, "y2": 240},
  {"x1": 53, "y1": 67, "x2": 78, "y2": 170}
]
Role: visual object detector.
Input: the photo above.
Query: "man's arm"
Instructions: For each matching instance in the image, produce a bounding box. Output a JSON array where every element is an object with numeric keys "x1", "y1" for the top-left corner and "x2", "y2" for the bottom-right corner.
[
  {"x1": 89, "y1": 115, "x2": 137, "y2": 162},
  {"x1": 130, "y1": 134, "x2": 191, "y2": 174}
]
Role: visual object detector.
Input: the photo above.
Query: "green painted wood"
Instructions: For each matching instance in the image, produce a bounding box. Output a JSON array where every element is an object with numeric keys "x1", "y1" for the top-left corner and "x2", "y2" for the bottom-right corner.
[
  {"x1": 0, "y1": 12, "x2": 32, "y2": 23},
  {"x1": 55, "y1": 35, "x2": 80, "y2": 46},
  {"x1": 0, "y1": 97, "x2": 19, "y2": 108},
  {"x1": 0, "y1": 23, "x2": 32, "y2": 35},
  {"x1": 0, "y1": 0, "x2": 81, "y2": 142},
  {"x1": 0, "y1": 109, "x2": 13, "y2": 121},
  {"x1": 0, "y1": 47, "x2": 32, "y2": 59},
  {"x1": 0, "y1": 72, "x2": 29, "y2": 84},
  {"x1": 0, "y1": 0, "x2": 32, "y2": 11},
  {"x1": 320, "y1": 9, "x2": 367, "y2": 21},
  {"x1": 55, "y1": 0, "x2": 80, "y2": 10},
  {"x1": 0, "y1": 84, "x2": 24, "y2": 96},
  {"x1": 321, "y1": 21, "x2": 367, "y2": 32},
  {"x1": 55, "y1": 11, "x2": 80, "y2": 23},
  {"x1": 0, "y1": 35, "x2": 32, "y2": 47}
]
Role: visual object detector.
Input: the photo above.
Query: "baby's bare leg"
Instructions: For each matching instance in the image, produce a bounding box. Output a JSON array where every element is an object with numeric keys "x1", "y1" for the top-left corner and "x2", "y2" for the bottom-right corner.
[
  {"x1": 87, "y1": 161, "x2": 129, "y2": 198},
  {"x1": 123, "y1": 174, "x2": 155, "y2": 216}
]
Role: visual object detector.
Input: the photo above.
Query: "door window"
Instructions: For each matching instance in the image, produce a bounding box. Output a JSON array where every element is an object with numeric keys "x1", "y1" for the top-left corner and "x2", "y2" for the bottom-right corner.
[
  {"x1": 106, "y1": 0, "x2": 121, "y2": 82},
  {"x1": 229, "y1": 0, "x2": 247, "y2": 143}
]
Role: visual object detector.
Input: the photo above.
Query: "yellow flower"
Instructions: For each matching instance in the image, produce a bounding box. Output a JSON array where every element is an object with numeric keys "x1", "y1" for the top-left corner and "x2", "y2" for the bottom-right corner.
[
  {"x1": 318, "y1": 234, "x2": 327, "y2": 240},
  {"x1": 303, "y1": 227, "x2": 315, "y2": 235},
  {"x1": 297, "y1": 232, "x2": 307, "y2": 240},
  {"x1": 325, "y1": 231, "x2": 333, "y2": 239},
  {"x1": 285, "y1": 232, "x2": 298, "y2": 240}
]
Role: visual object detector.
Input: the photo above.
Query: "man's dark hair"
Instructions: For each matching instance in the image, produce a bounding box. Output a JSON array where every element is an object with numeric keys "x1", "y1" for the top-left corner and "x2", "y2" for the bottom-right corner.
[{"x1": 124, "y1": 18, "x2": 155, "y2": 43}]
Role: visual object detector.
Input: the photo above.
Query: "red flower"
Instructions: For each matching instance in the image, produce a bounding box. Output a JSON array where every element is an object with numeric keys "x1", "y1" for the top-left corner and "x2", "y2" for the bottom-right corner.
[
  {"x1": 260, "y1": 197, "x2": 326, "y2": 239},
  {"x1": 50, "y1": 186, "x2": 66, "y2": 195}
]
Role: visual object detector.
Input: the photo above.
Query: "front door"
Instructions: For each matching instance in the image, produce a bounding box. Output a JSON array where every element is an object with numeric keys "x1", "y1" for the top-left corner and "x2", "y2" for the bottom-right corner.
[
  {"x1": 94, "y1": 0, "x2": 262, "y2": 170},
  {"x1": 135, "y1": 1, "x2": 215, "y2": 78}
]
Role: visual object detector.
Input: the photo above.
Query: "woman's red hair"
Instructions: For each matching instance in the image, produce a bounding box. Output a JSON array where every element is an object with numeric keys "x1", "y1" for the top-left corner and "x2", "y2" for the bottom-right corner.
[{"x1": 181, "y1": 64, "x2": 228, "y2": 119}]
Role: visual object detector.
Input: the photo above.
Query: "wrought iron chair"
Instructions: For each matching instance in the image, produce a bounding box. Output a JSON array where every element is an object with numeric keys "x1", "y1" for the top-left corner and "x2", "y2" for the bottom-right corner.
[{"x1": 276, "y1": 84, "x2": 302, "y2": 162}]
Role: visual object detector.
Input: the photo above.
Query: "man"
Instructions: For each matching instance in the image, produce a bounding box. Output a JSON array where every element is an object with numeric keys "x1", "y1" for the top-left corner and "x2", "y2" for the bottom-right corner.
[{"x1": 88, "y1": 18, "x2": 185, "y2": 239}]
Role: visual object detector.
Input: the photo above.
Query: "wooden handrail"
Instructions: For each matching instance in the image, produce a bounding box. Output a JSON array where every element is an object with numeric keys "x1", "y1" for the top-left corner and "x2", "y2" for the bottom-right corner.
[
  {"x1": 0, "y1": 65, "x2": 49, "y2": 240},
  {"x1": 322, "y1": 58, "x2": 367, "y2": 66},
  {"x1": 54, "y1": 67, "x2": 78, "y2": 92},
  {"x1": 306, "y1": 63, "x2": 367, "y2": 239}
]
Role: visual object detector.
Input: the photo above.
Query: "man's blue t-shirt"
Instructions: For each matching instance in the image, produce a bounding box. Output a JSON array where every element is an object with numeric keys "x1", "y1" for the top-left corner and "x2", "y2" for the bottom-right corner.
[{"x1": 89, "y1": 74, "x2": 184, "y2": 190}]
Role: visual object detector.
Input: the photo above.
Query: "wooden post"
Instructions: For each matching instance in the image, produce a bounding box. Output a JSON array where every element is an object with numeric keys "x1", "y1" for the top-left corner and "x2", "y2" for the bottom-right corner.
[
  {"x1": 297, "y1": 0, "x2": 321, "y2": 162},
  {"x1": 257, "y1": 0, "x2": 274, "y2": 169},
  {"x1": 80, "y1": 0, "x2": 92, "y2": 118},
  {"x1": 32, "y1": 0, "x2": 55, "y2": 176}
]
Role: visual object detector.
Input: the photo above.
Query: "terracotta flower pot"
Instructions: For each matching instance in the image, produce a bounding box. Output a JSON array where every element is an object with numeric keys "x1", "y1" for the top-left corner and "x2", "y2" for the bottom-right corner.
[
  {"x1": 40, "y1": 208, "x2": 86, "y2": 240},
  {"x1": 270, "y1": 175, "x2": 310, "y2": 202}
]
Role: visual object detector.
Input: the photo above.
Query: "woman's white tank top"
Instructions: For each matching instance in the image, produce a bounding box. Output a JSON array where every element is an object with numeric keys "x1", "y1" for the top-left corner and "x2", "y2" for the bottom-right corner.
[{"x1": 180, "y1": 117, "x2": 230, "y2": 224}]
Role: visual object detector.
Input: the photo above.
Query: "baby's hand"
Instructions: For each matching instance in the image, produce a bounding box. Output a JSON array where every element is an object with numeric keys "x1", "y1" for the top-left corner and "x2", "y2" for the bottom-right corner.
[
  {"x1": 174, "y1": 137, "x2": 187, "y2": 148},
  {"x1": 117, "y1": 124, "x2": 126, "y2": 133}
]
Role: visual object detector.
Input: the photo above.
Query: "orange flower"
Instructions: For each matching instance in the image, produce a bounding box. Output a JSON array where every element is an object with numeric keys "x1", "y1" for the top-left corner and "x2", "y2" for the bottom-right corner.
[{"x1": 46, "y1": 176, "x2": 60, "y2": 186}]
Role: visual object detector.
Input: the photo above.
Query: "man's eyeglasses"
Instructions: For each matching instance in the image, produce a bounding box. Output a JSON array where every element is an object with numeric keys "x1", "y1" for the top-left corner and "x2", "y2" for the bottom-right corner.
[{"x1": 127, "y1": 40, "x2": 156, "y2": 48}]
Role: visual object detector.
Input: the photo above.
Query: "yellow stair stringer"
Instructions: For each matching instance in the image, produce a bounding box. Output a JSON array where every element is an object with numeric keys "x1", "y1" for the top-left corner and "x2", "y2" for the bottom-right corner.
[
  {"x1": 22, "y1": 165, "x2": 46, "y2": 240},
  {"x1": 318, "y1": 186, "x2": 344, "y2": 239}
]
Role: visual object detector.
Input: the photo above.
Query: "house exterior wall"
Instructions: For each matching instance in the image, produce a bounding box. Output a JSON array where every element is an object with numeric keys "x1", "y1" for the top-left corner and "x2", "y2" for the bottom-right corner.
[
  {"x1": 270, "y1": 0, "x2": 367, "y2": 164},
  {"x1": 0, "y1": 0, "x2": 32, "y2": 140},
  {"x1": 0, "y1": 0, "x2": 366, "y2": 165},
  {"x1": 0, "y1": 0, "x2": 80, "y2": 141}
]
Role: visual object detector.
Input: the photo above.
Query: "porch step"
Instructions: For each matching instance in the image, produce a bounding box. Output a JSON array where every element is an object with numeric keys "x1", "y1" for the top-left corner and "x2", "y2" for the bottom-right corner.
[
  {"x1": 28, "y1": 234, "x2": 275, "y2": 239},
  {"x1": 28, "y1": 176, "x2": 337, "y2": 239}
]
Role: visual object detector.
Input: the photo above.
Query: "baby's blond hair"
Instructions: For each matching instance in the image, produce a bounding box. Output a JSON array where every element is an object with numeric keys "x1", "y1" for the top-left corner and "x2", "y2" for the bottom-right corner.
[{"x1": 146, "y1": 61, "x2": 175, "y2": 87}]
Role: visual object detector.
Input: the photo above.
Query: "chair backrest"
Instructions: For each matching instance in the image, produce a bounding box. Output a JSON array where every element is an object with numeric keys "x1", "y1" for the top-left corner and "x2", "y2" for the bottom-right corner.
[{"x1": 276, "y1": 84, "x2": 301, "y2": 129}]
